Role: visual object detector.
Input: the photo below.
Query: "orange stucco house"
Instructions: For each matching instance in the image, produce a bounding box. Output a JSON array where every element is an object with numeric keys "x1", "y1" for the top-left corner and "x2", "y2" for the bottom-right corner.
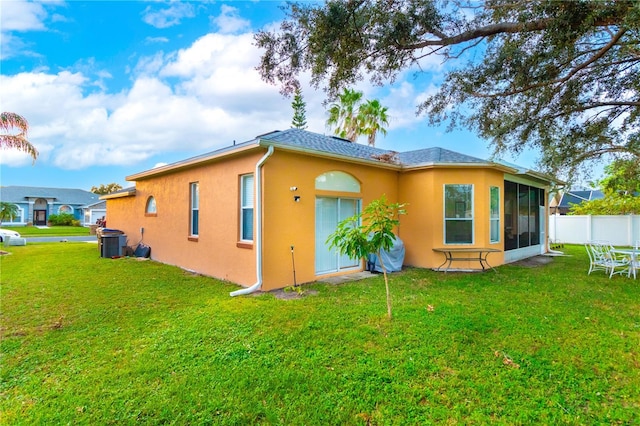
[{"x1": 102, "y1": 129, "x2": 557, "y2": 295}]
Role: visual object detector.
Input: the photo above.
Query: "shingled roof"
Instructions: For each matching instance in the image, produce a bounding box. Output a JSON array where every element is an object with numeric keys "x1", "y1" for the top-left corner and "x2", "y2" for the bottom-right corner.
[
  {"x1": 258, "y1": 129, "x2": 490, "y2": 167},
  {"x1": 126, "y1": 128, "x2": 546, "y2": 183},
  {"x1": 0, "y1": 186, "x2": 100, "y2": 206}
]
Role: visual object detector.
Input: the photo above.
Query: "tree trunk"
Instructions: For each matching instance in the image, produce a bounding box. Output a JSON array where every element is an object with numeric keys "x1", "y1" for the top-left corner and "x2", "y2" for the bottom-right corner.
[{"x1": 376, "y1": 251, "x2": 392, "y2": 319}]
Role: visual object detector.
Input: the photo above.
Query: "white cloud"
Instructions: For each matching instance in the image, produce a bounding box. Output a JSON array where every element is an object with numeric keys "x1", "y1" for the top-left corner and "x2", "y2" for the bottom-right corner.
[
  {"x1": 50, "y1": 13, "x2": 69, "y2": 24},
  {"x1": 160, "y1": 33, "x2": 257, "y2": 78},
  {"x1": 0, "y1": 0, "x2": 54, "y2": 59},
  {"x1": 145, "y1": 36, "x2": 170, "y2": 44},
  {"x1": 141, "y1": 2, "x2": 195, "y2": 29},
  {"x1": 132, "y1": 51, "x2": 169, "y2": 77},
  {"x1": 0, "y1": 33, "x2": 31, "y2": 60},
  {"x1": 0, "y1": 149, "x2": 37, "y2": 167},
  {"x1": 211, "y1": 5, "x2": 250, "y2": 34},
  {"x1": 161, "y1": 33, "x2": 274, "y2": 100},
  {"x1": 0, "y1": 0, "x2": 48, "y2": 32},
  {"x1": 0, "y1": 18, "x2": 408, "y2": 172},
  {"x1": 0, "y1": 42, "x2": 294, "y2": 170}
]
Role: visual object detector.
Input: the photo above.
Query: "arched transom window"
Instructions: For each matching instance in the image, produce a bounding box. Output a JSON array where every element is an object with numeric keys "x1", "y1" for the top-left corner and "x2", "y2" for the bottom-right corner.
[
  {"x1": 315, "y1": 171, "x2": 360, "y2": 192},
  {"x1": 58, "y1": 205, "x2": 73, "y2": 214}
]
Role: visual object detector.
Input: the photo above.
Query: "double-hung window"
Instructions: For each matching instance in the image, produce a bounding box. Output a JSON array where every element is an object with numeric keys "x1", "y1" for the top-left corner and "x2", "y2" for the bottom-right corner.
[
  {"x1": 444, "y1": 184, "x2": 473, "y2": 244},
  {"x1": 240, "y1": 174, "x2": 254, "y2": 241},
  {"x1": 190, "y1": 182, "x2": 199, "y2": 237},
  {"x1": 490, "y1": 186, "x2": 500, "y2": 243}
]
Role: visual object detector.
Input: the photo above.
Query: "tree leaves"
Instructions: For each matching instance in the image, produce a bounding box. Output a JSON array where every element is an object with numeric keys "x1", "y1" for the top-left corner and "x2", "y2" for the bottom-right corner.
[
  {"x1": 256, "y1": 0, "x2": 640, "y2": 183},
  {"x1": 327, "y1": 195, "x2": 407, "y2": 318},
  {"x1": 0, "y1": 202, "x2": 20, "y2": 225},
  {"x1": 0, "y1": 112, "x2": 38, "y2": 162},
  {"x1": 326, "y1": 88, "x2": 389, "y2": 146},
  {"x1": 291, "y1": 87, "x2": 308, "y2": 129},
  {"x1": 90, "y1": 183, "x2": 123, "y2": 195}
]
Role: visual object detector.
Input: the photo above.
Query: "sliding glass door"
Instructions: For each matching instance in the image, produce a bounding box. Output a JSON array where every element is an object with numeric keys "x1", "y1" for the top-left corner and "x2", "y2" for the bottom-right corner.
[
  {"x1": 504, "y1": 181, "x2": 545, "y2": 251},
  {"x1": 315, "y1": 197, "x2": 361, "y2": 274}
]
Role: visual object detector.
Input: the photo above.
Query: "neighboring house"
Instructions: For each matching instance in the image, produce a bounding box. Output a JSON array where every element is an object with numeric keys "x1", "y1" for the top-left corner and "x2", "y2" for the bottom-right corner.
[
  {"x1": 550, "y1": 190, "x2": 604, "y2": 215},
  {"x1": 83, "y1": 200, "x2": 107, "y2": 225},
  {"x1": 0, "y1": 186, "x2": 101, "y2": 226},
  {"x1": 103, "y1": 129, "x2": 560, "y2": 292}
]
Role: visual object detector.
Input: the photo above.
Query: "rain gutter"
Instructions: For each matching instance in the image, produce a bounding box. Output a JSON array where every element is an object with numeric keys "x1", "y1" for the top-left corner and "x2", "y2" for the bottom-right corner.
[{"x1": 230, "y1": 144, "x2": 275, "y2": 296}]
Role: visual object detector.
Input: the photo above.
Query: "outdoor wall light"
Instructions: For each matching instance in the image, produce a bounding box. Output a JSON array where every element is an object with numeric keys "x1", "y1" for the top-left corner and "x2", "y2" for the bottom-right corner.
[
  {"x1": 290, "y1": 186, "x2": 298, "y2": 191},
  {"x1": 294, "y1": 195, "x2": 301, "y2": 202}
]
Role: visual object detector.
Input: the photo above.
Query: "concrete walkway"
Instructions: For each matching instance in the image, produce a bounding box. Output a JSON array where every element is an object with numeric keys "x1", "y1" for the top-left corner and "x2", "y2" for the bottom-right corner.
[{"x1": 318, "y1": 271, "x2": 377, "y2": 284}]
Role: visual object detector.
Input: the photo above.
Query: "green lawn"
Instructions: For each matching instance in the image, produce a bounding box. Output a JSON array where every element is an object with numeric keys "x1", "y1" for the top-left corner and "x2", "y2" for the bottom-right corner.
[
  {"x1": 2, "y1": 225, "x2": 90, "y2": 237},
  {"x1": 1, "y1": 243, "x2": 639, "y2": 424}
]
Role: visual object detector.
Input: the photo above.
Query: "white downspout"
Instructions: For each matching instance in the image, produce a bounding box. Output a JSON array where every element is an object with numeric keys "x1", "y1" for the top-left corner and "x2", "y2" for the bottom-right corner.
[{"x1": 230, "y1": 145, "x2": 274, "y2": 296}]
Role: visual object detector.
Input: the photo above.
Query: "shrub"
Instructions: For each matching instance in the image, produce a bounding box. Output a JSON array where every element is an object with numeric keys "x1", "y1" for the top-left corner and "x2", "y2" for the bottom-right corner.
[{"x1": 47, "y1": 213, "x2": 76, "y2": 226}]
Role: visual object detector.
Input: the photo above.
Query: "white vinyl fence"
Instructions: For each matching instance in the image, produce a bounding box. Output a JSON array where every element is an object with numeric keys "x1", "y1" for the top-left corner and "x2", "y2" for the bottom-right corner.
[{"x1": 548, "y1": 215, "x2": 640, "y2": 246}]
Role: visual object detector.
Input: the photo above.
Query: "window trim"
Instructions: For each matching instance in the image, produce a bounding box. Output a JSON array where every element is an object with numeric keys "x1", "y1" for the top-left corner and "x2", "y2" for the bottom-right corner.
[
  {"x1": 443, "y1": 184, "x2": 474, "y2": 245},
  {"x1": 189, "y1": 182, "x2": 199, "y2": 238},
  {"x1": 240, "y1": 174, "x2": 254, "y2": 242},
  {"x1": 490, "y1": 186, "x2": 500, "y2": 243}
]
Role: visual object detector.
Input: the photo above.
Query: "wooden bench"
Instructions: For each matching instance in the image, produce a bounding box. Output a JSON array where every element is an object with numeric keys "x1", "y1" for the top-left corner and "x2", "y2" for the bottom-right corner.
[{"x1": 432, "y1": 247, "x2": 501, "y2": 273}]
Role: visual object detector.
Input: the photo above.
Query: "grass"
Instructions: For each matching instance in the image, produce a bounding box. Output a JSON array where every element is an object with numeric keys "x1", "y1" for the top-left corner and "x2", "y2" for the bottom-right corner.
[
  {"x1": 2, "y1": 226, "x2": 90, "y2": 237},
  {"x1": 1, "y1": 243, "x2": 639, "y2": 424}
]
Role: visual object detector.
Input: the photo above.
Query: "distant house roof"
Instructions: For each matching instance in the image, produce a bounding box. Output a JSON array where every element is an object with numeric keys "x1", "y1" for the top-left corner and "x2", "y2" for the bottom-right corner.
[
  {"x1": 0, "y1": 186, "x2": 100, "y2": 205},
  {"x1": 558, "y1": 190, "x2": 605, "y2": 209},
  {"x1": 123, "y1": 129, "x2": 558, "y2": 184},
  {"x1": 84, "y1": 200, "x2": 107, "y2": 209}
]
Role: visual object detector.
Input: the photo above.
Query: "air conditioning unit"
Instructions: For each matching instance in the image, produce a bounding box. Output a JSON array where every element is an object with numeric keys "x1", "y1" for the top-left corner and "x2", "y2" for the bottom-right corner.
[{"x1": 100, "y1": 234, "x2": 127, "y2": 258}]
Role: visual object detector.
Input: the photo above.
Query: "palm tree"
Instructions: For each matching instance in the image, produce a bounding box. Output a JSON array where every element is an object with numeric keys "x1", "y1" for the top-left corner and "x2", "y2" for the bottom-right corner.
[
  {"x1": 326, "y1": 89, "x2": 363, "y2": 142},
  {"x1": 0, "y1": 112, "x2": 38, "y2": 161},
  {"x1": 0, "y1": 202, "x2": 19, "y2": 226},
  {"x1": 359, "y1": 99, "x2": 389, "y2": 147}
]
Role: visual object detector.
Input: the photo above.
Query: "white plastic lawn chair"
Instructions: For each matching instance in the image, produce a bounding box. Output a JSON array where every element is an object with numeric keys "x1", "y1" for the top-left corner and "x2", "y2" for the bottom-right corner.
[
  {"x1": 586, "y1": 242, "x2": 608, "y2": 275},
  {"x1": 624, "y1": 240, "x2": 640, "y2": 280},
  {"x1": 586, "y1": 241, "x2": 631, "y2": 278}
]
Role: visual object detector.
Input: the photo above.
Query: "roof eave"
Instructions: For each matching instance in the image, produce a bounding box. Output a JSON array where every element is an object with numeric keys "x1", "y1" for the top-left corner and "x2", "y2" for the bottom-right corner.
[
  {"x1": 125, "y1": 141, "x2": 260, "y2": 181},
  {"x1": 522, "y1": 170, "x2": 567, "y2": 187},
  {"x1": 84, "y1": 201, "x2": 107, "y2": 208},
  {"x1": 402, "y1": 161, "x2": 516, "y2": 173},
  {"x1": 23, "y1": 195, "x2": 58, "y2": 200},
  {"x1": 100, "y1": 189, "x2": 137, "y2": 200}
]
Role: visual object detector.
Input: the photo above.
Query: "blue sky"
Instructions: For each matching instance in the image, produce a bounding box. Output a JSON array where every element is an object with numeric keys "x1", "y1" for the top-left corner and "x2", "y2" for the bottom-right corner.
[{"x1": 1, "y1": 0, "x2": 547, "y2": 191}]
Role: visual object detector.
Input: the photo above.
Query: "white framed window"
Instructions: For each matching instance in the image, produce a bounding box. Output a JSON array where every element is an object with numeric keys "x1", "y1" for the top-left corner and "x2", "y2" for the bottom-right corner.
[
  {"x1": 444, "y1": 184, "x2": 474, "y2": 244},
  {"x1": 490, "y1": 186, "x2": 500, "y2": 243},
  {"x1": 58, "y1": 205, "x2": 73, "y2": 214},
  {"x1": 145, "y1": 196, "x2": 157, "y2": 214},
  {"x1": 240, "y1": 174, "x2": 254, "y2": 241},
  {"x1": 190, "y1": 183, "x2": 199, "y2": 237}
]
